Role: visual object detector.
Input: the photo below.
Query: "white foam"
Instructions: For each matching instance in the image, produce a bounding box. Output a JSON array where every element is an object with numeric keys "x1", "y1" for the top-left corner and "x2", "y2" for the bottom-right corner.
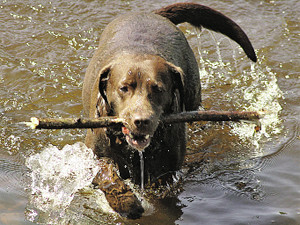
[
  {"x1": 230, "y1": 64, "x2": 283, "y2": 150},
  {"x1": 194, "y1": 29, "x2": 283, "y2": 153},
  {"x1": 26, "y1": 142, "x2": 100, "y2": 213},
  {"x1": 25, "y1": 142, "x2": 154, "y2": 223}
]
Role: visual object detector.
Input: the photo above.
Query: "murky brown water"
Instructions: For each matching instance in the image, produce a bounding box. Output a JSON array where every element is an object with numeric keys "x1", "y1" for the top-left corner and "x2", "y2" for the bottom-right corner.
[{"x1": 0, "y1": 0, "x2": 299, "y2": 224}]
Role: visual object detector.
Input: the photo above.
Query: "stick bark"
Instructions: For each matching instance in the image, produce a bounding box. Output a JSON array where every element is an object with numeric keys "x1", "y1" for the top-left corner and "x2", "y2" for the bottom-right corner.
[{"x1": 26, "y1": 110, "x2": 262, "y2": 130}]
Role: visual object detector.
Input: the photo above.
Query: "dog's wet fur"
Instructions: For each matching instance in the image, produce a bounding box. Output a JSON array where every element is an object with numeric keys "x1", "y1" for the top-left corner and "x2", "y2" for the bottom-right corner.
[{"x1": 82, "y1": 3, "x2": 256, "y2": 219}]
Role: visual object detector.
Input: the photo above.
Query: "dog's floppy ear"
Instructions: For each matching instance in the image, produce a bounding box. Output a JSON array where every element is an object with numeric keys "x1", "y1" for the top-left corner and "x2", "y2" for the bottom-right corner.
[
  {"x1": 165, "y1": 62, "x2": 185, "y2": 111},
  {"x1": 98, "y1": 64, "x2": 112, "y2": 105},
  {"x1": 95, "y1": 63, "x2": 115, "y2": 116}
]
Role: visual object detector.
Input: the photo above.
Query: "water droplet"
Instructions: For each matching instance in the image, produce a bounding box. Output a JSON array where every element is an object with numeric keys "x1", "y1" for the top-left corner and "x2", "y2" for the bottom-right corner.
[{"x1": 139, "y1": 151, "x2": 144, "y2": 190}]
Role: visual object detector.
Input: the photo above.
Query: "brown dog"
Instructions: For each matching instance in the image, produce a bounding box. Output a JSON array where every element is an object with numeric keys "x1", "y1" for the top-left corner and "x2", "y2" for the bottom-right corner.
[{"x1": 82, "y1": 3, "x2": 256, "y2": 218}]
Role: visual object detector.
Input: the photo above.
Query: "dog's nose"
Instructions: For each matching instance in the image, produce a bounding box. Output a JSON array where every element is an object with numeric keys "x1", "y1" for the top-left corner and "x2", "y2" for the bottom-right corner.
[{"x1": 134, "y1": 117, "x2": 151, "y2": 128}]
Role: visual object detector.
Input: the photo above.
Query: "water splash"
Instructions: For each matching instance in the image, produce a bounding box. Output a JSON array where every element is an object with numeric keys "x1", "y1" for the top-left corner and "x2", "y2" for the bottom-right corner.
[
  {"x1": 25, "y1": 142, "x2": 154, "y2": 223},
  {"x1": 25, "y1": 142, "x2": 100, "y2": 221},
  {"x1": 229, "y1": 63, "x2": 283, "y2": 150},
  {"x1": 183, "y1": 29, "x2": 284, "y2": 201},
  {"x1": 194, "y1": 29, "x2": 283, "y2": 152}
]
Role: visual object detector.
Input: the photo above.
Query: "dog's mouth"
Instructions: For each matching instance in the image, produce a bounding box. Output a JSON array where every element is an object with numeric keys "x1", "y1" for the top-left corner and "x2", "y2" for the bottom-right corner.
[{"x1": 122, "y1": 127, "x2": 151, "y2": 151}]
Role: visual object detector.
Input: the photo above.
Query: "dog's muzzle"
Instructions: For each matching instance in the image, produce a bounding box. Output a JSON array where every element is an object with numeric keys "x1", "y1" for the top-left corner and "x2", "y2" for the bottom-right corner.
[{"x1": 122, "y1": 127, "x2": 151, "y2": 151}]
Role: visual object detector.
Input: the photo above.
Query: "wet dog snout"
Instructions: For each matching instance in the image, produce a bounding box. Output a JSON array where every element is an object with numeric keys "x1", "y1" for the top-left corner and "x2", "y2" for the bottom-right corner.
[{"x1": 134, "y1": 116, "x2": 151, "y2": 128}]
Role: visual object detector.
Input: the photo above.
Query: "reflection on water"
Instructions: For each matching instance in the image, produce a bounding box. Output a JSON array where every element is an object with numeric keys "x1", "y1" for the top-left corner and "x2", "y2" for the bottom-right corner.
[{"x1": 0, "y1": 0, "x2": 299, "y2": 224}]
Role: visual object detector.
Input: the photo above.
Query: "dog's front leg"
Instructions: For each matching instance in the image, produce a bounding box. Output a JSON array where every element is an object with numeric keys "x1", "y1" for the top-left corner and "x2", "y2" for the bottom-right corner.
[{"x1": 92, "y1": 157, "x2": 144, "y2": 219}]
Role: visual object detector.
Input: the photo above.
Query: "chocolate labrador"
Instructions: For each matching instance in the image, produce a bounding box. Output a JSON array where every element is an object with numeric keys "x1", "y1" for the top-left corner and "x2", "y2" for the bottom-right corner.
[{"x1": 82, "y1": 3, "x2": 256, "y2": 219}]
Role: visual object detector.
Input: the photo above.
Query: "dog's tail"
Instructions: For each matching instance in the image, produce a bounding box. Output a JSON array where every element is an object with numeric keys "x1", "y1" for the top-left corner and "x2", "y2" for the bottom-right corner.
[{"x1": 154, "y1": 3, "x2": 257, "y2": 62}]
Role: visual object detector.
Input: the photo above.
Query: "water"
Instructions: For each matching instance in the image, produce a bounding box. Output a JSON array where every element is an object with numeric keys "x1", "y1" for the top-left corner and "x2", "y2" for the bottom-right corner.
[
  {"x1": 139, "y1": 151, "x2": 145, "y2": 190},
  {"x1": 25, "y1": 143, "x2": 120, "y2": 224},
  {"x1": 0, "y1": 0, "x2": 299, "y2": 224},
  {"x1": 25, "y1": 143, "x2": 100, "y2": 218}
]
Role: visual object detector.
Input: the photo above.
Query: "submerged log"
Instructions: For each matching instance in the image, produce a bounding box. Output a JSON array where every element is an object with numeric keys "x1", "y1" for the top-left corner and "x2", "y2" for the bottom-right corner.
[{"x1": 25, "y1": 110, "x2": 263, "y2": 130}]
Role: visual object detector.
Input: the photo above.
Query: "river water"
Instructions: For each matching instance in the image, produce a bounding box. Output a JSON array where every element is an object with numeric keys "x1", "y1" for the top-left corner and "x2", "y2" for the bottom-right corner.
[{"x1": 0, "y1": 0, "x2": 299, "y2": 224}]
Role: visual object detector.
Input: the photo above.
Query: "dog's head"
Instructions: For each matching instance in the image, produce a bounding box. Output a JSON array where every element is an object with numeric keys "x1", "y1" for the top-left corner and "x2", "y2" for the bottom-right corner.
[{"x1": 97, "y1": 54, "x2": 184, "y2": 151}]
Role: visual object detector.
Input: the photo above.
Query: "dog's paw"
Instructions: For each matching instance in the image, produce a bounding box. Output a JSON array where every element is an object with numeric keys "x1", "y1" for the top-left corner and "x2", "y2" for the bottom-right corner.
[
  {"x1": 105, "y1": 189, "x2": 144, "y2": 219},
  {"x1": 92, "y1": 158, "x2": 144, "y2": 219}
]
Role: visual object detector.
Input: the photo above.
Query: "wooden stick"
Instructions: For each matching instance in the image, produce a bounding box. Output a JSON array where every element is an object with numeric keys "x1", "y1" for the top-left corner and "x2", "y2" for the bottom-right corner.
[
  {"x1": 25, "y1": 110, "x2": 263, "y2": 130},
  {"x1": 163, "y1": 110, "x2": 262, "y2": 123},
  {"x1": 25, "y1": 117, "x2": 124, "y2": 129}
]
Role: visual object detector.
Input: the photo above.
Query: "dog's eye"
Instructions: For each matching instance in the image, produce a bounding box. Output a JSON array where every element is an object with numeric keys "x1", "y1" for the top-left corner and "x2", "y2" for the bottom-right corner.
[
  {"x1": 152, "y1": 84, "x2": 163, "y2": 93},
  {"x1": 120, "y1": 86, "x2": 129, "y2": 93}
]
